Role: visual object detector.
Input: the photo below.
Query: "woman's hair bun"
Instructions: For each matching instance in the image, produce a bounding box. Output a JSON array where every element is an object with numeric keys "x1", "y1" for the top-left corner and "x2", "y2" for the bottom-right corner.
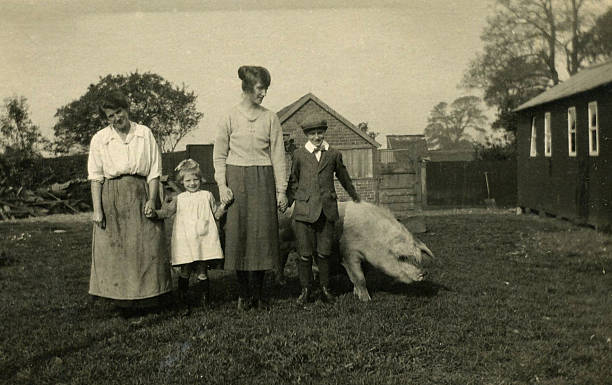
[
  {"x1": 238, "y1": 66, "x2": 248, "y2": 81},
  {"x1": 237, "y1": 65, "x2": 271, "y2": 92}
]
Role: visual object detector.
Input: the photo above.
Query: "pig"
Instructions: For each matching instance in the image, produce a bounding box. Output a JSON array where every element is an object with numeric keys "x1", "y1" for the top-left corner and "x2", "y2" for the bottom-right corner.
[
  {"x1": 338, "y1": 201, "x2": 435, "y2": 301},
  {"x1": 276, "y1": 201, "x2": 435, "y2": 301}
]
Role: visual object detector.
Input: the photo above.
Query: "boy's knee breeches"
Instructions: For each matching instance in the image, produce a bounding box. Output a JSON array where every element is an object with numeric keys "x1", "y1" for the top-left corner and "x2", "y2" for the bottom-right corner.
[{"x1": 294, "y1": 214, "x2": 335, "y2": 257}]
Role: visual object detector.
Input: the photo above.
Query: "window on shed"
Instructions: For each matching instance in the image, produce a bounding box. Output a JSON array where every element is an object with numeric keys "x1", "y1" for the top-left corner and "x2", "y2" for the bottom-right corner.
[
  {"x1": 339, "y1": 148, "x2": 373, "y2": 178},
  {"x1": 544, "y1": 112, "x2": 551, "y2": 157},
  {"x1": 568, "y1": 107, "x2": 577, "y2": 157},
  {"x1": 530, "y1": 116, "x2": 537, "y2": 157},
  {"x1": 588, "y1": 101, "x2": 599, "y2": 156}
]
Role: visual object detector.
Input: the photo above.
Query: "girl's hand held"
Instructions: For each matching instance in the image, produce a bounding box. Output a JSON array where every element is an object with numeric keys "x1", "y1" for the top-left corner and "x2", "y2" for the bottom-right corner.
[{"x1": 219, "y1": 185, "x2": 233, "y2": 205}]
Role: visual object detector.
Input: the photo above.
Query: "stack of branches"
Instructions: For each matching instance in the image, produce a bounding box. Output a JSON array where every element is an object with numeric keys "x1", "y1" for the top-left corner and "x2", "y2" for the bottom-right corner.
[
  {"x1": 160, "y1": 175, "x2": 183, "y2": 202},
  {"x1": 0, "y1": 178, "x2": 91, "y2": 220}
]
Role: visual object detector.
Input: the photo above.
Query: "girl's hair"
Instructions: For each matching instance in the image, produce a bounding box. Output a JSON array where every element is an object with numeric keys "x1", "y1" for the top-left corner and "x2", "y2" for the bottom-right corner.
[
  {"x1": 98, "y1": 90, "x2": 130, "y2": 118},
  {"x1": 238, "y1": 66, "x2": 271, "y2": 93},
  {"x1": 175, "y1": 159, "x2": 202, "y2": 182}
]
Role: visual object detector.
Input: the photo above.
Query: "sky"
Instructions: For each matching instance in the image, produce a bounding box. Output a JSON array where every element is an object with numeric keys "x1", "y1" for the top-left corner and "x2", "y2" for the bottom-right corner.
[{"x1": 0, "y1": 0, "x2": 494, "y2": 151}]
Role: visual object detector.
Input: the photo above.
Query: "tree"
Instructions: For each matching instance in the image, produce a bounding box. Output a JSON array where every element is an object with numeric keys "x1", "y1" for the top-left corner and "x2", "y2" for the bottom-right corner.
[
  {"x1": 474, "y1": 132, "x2": 517, "y2": 161},
  {"x1": 463, "y1": 0, "x2": 607, "y2": 135},
  {"x1": 423, "y1": 96, "x2": 488, "y2": 151},
  {"x1": 463, "y1": 48, "x2": 549, "y2": 134},
  {"x1": 52, "y1": 72, "x2": 203, "y2": 154},
  {"x1": 583, "y1": 7, "x2": 612, "y2": 62},
  {"x1": 0, "y1": 96, "x2": 48, "y2": 158}
]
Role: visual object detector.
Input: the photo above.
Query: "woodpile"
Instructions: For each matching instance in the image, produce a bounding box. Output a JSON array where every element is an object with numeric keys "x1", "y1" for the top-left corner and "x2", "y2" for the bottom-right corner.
[
  {"x1": 0, "y1": 175, "x2": 182, "y2": 220},
  {"x1": 0, "y1": 178, "x2": 91, "y2": 220}
]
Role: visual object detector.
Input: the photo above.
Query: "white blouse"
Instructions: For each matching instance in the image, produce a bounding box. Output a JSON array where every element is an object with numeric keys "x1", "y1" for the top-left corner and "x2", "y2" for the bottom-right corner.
[{"x1": 87, "y1": 122, "x2": 162, "y2": 183}]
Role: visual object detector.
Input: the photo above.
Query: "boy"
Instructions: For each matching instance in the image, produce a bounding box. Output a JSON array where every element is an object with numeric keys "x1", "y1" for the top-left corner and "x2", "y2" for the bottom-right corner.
[{"x1": 287, "y1": 120, "x2": 361, "y2": 304}]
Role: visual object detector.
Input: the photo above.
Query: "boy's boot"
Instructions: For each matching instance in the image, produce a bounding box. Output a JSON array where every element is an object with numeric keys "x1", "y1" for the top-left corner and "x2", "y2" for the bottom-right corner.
[
  {"x1": 177, "y1": 276, "x2": 191, "y2": 315},
  {"x1": 317, "y1": 254, "x2": 335, "y2": 303},
  {"x1": 297, "y1": 255, "x2": 313, "y2": 305}
]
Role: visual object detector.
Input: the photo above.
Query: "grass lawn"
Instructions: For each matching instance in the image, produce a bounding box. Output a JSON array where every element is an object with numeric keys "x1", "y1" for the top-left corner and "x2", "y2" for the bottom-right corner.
[{"x1": 1, "y1": 211, "x2": 610, "y2": 385}]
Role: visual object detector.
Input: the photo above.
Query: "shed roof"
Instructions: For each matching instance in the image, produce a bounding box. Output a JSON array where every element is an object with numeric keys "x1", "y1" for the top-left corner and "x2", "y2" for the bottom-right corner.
[
  {"x1": 515, "y1": 60, "x2": 612, "y2": 112},
  {"x1": 277, "y1": 92, "x2": 381, "y2": 148},
  {"x1": 386, "y1": 134, "x2": 426, "y2": 149}
]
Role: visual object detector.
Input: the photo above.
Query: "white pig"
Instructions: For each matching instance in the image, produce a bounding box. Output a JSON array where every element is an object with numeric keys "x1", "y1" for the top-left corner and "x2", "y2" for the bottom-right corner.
[
  {"x1": 338, "y1": 201, "x2": 435, "y2": 301},
  {"x1": 277, "y1": 201, "x2": 435, "y2": 301}
]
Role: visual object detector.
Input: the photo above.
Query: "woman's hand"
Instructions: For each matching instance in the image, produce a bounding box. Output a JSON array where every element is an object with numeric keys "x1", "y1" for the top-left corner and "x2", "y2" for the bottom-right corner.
[
  {"x1": 219, "y1": 185, "x2": 234, "y2": 205},
  {"x1": 92, "y1": 209, "x2": 105, "y2": 229},
  {"x1": 144, "y1": 199, "x2": 156, "y2": 218},
  {"x1": 277, "y1": 192, "x2": 288, "y2": 213}
]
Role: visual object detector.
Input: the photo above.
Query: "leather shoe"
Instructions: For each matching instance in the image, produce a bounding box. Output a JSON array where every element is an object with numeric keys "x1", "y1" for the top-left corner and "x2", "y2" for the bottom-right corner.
[{"x1": 320, "y1": 286, "x2": 335, "y2": 303}]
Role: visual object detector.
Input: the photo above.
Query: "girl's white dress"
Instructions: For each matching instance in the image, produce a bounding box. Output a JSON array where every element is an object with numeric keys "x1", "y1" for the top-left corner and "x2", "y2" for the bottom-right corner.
[{"x1": 171, "y1": 190, "x2": 224, "y2": 265}]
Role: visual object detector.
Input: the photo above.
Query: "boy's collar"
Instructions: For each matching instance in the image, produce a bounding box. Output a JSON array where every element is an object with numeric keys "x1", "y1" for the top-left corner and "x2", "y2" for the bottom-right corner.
[{"x1": 305, "y1": 140, "x2": 329, "y2": 153}]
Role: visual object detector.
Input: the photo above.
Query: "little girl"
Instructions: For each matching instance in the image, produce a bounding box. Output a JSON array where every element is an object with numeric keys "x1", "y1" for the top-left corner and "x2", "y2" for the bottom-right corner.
[{"x1": 151, "y1": 159, "x2": 226, "y2": 313}]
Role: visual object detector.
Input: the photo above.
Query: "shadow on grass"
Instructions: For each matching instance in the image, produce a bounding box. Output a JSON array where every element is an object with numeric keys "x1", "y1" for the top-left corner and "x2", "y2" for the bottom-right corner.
[{"x1": 362, "y1": 269, "x2": 451, "y2": 298}]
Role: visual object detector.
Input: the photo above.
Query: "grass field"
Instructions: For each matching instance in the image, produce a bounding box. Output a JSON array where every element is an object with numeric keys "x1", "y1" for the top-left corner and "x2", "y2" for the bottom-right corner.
[{"x1": 1, "y1": 211, "x2": 610, "y2": 385}]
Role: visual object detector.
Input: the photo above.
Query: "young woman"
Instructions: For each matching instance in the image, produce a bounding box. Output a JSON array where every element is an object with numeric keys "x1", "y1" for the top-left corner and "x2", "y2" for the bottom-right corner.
[
  {"x1": 213, "y1": 66, "x2": 287, "y2": 310},
  {"x1": 87, "y1": 90, "x2": 171, "y2": 314}
]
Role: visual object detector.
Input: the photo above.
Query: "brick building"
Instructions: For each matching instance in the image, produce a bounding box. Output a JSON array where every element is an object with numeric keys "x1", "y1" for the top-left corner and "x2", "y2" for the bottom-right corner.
[{"x1": 277, "y1": 93, "x2": 381, "y2": 202}]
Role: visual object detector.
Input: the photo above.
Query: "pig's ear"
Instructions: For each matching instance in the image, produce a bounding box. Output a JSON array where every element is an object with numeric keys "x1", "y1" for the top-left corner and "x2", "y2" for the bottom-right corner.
[{"x1": 415, "y1": 238, "x2": 434, "y2": 259}]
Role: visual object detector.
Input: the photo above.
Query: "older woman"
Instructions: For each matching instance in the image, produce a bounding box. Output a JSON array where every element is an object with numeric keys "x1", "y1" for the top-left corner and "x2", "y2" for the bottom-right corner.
[
  {"x1": 88, "y1": 90, "x2": 171, "y2": 312},
  {"x1": 214, "y1": 66, "x2": 288, "y2": 310}
]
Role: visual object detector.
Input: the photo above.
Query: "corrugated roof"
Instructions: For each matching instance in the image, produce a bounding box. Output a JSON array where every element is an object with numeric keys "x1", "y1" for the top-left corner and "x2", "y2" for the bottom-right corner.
[
  {"x1": 515, "y1": 60, "x2": 612, "y2": 111},
  {"x1": 277, "y1": 92, "x2": 381, "y2": 148}
]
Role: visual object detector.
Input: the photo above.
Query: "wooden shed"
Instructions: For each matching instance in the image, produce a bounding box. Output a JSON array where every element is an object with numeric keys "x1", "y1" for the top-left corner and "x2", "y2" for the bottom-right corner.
[
  {"x1": 514, "y1": 60, "x2": 612, "y2": 229},
  {"x1": 378, "y1": 135, "x2": 428, "y2": 231},
  {"x1": 277, "y1": 93, "x2": 381, "y2": 203}
]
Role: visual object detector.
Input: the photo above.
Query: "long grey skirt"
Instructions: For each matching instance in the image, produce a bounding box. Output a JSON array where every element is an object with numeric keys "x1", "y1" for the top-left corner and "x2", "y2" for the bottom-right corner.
[
  {"x1": 224, "y1": 165, "x2": 280, "y2": 271},
  {"x1": 89, "y1": 175, "x2": 172, "y2": 300}
]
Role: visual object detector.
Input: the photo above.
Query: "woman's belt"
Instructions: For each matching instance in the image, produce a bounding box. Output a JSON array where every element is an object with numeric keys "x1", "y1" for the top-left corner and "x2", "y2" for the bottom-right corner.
[{"x1": 107, "y1": 174, "x2": 146, "y2": 180}]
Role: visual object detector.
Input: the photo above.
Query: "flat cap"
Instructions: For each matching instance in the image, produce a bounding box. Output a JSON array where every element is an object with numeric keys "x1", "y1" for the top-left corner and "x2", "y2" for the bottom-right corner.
[{"x1": 301, "y1": 120, "x2": 328, "y2": 133}]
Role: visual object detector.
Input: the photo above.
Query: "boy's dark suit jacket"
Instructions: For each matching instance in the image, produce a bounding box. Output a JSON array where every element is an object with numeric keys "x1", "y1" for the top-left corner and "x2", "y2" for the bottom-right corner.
[{"x1": 287, "y1": 146, "x2": 359, "y2": 223}]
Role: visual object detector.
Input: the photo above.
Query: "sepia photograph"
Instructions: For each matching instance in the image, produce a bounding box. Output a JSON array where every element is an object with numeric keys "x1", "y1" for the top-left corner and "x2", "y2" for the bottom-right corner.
[{"x1": 1, "y1": 0, "x2": 611, "y2": 383}]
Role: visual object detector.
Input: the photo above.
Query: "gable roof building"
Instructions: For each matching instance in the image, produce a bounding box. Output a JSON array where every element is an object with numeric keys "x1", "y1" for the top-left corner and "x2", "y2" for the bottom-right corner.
[
  {"x1": 515, "y1": 60, "x2": 612, "y2": 111},
  {"x1": 514, "y1": 59, "x2": 612, "y2": 229},
  {"x1": 278, "y1": 93, "x2": 381, "y2": 148}
]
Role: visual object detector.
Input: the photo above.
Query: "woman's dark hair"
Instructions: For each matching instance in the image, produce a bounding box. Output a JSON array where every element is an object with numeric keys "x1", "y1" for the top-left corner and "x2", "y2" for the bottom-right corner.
[
  {"x1": 98, "y1": 90, "x2": 130, "y2": 118},
  {"x1": 238, "y1": 66, "x2": 271, "y2": 93}
]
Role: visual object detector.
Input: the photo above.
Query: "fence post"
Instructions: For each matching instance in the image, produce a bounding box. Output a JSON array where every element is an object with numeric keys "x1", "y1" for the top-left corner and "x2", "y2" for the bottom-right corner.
[{"x1": 420, "y1": 161, "x2": 427, "y2": 208}]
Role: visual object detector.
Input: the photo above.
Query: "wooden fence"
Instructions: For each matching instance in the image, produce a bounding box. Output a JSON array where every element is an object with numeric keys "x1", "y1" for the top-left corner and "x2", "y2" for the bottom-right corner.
[
  {"x1": 377, "y1": 149, "x2": 426, "y2": 232},
  {"x1": 425, "y1": 160, "x2": 517, "y2": 207}
]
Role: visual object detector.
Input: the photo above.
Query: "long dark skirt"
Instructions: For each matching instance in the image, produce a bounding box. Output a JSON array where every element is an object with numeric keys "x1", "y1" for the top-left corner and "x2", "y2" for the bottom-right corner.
[
  {"x1": 89, "y1": 175, "x2": 172, "y2": 301},
  {"x1": 224, "y1": 165, "x2": 280, "y2": 271}
]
